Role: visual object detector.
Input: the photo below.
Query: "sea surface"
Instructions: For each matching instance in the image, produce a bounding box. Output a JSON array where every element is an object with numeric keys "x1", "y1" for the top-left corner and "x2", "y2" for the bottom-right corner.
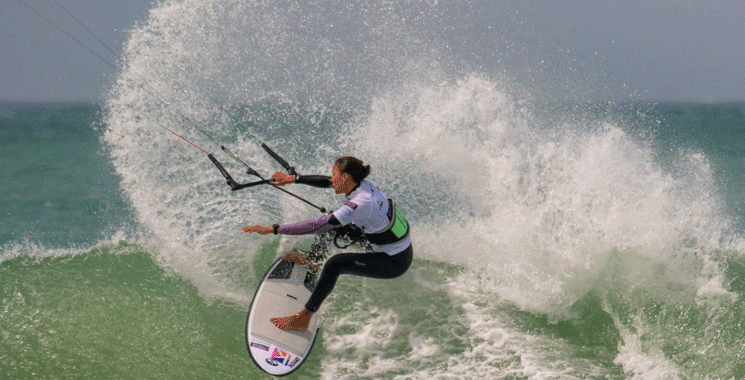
[
  {"x1": 4, "y1": 99, "x2": 745, "y2": 380},
  {"x1": 3, "y1": 1, "x2": 745, "y2": 379}
]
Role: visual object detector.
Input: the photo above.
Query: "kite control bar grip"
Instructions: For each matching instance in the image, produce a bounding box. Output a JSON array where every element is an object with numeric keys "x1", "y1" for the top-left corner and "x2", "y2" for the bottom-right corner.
[
  {"x1": 261, "y1": 143, "x2": 297, "y2": 175},
  {"x1": 208, "y1": 153, "x2": 239, "y2": 189}
]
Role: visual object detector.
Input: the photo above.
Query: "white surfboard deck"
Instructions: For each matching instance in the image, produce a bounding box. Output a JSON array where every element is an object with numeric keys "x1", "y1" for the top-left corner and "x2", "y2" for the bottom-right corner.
[{"x1": 245, "y1": 257, "x2": 320, "y2": 377}]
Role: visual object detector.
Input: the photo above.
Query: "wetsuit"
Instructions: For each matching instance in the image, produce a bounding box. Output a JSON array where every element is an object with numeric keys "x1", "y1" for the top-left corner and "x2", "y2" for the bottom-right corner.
[{"x1": 278, "y1": 175, "x2": 412, "y2": 312}]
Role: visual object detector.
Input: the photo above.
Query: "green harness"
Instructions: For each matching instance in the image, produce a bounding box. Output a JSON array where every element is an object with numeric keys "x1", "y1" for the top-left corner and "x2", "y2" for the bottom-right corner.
[{"x1": 365, "y1": 199, "x2": 410, "y2": 246}]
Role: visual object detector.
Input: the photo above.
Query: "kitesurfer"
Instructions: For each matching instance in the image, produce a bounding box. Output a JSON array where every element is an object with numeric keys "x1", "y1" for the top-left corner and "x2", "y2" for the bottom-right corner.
[{"x1": 240, "y1": 156, "x2": 412, "y2": 332}]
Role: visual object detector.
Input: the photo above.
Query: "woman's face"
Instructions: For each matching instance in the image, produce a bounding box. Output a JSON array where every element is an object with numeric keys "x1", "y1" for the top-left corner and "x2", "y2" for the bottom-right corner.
[{"x1": 331, "y1": 164, "x2": 353, "y2": 194}]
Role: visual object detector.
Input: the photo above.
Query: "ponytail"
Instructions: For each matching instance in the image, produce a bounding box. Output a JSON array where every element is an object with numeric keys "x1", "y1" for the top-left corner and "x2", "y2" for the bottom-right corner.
[{"x1": 335, "y1": 156, "x2": 370, "y2": 184}]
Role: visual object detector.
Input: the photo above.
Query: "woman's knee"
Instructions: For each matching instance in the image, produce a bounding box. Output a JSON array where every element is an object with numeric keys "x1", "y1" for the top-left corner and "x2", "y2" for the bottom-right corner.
[{"x1": 320, "y1": 253, "x2": 354, "y2": 276}]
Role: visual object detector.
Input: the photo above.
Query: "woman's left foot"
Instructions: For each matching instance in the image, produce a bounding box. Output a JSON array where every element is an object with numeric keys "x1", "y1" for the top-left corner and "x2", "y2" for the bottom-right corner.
[{"x1": 281, "y1": 251, "x2": 321, "y2": 270}]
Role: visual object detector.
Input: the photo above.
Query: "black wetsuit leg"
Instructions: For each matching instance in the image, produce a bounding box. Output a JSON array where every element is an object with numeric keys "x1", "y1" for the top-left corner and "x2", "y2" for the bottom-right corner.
[{"x1": 304, "y1": 244, "x2": 413, "y2": 312}]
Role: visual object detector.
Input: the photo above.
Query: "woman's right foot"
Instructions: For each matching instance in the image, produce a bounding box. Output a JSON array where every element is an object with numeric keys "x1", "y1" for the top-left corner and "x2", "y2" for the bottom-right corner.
[{"x1": 270, "y1": 307, "x2": 314, "y2": 332}]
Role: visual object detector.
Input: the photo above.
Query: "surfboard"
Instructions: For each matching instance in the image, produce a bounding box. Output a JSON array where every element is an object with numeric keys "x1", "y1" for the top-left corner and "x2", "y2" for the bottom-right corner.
[{"x1": 245, "y1": 257, "x2": 321, "y2": 377}]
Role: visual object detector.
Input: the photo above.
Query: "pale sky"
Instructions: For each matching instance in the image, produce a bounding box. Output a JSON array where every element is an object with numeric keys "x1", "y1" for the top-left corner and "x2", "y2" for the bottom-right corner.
[
  {"x1": 2, "y1": 0, "x2": 152, "y2": 102},
  {"x1": 2, "y1": 0, "x2": 744, "y2": 102}
]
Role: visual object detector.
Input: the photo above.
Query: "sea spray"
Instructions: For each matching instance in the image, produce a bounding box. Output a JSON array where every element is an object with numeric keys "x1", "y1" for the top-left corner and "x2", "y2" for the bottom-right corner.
[
  {"x1": 343, "y1": 76, "x2": 744, "y2": 378},
  {"x1": 98, "y1": 0, "x2": 745, "y2": 378}
]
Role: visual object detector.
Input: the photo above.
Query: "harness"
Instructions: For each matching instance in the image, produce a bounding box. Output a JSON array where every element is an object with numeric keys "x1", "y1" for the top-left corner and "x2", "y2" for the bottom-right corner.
[{"x1": 364, "y1": 199, "x2": 410, "y2": 246}]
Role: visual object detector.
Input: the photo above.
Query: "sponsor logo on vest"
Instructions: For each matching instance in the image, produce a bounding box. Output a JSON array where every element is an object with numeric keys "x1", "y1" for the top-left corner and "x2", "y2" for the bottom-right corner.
[{"x1": 345, "y1": 201, "x2": 358, "y2": 210}]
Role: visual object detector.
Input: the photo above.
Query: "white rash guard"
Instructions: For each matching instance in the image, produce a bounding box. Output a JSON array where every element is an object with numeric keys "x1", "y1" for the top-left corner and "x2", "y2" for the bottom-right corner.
[{"x1": 332, "y1": 180, "x2": 411, "y2": 255}]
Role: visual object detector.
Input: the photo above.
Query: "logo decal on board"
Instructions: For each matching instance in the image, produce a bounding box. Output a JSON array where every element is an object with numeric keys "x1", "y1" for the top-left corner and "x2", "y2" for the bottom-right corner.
[
  {"x1": 249, "y1": 338, "x2": 270, "y2": 351},
  {"x1": 267, "y1": 348, "x2": 295, "y2": 367},
  {"x1": 288, "y1": 357, "x2": 301, "y2": 367}
]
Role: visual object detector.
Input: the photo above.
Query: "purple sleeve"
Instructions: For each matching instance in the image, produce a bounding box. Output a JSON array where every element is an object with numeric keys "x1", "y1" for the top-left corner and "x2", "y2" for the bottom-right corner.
[{"x1": 279, "y1": 213, "x2": 337, "y2": 235}]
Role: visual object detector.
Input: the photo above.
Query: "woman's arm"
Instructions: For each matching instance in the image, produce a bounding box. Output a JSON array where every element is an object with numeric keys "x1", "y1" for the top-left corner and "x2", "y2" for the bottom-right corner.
[
  {"x1": 240, "y1": 213, "x2": 342, "y2": 236},
  {"x1": 279, "y1": 213, "x2": 340, "y2": 235},
  {"x1": 295, "y1": 175, "x2": 331, "y2": 188},
  {"x1": 271, "y1": 172, "x2": 331, "y2": 188}
]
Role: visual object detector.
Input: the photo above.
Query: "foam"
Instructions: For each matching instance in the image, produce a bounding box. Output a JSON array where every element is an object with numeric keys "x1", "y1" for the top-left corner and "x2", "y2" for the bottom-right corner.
[
  {"x1": 0, "y1": 230, "x2": 143, "y2": 264},
  {"x1": 613, "y1": 317, "x2": 684, "y2": 380}
]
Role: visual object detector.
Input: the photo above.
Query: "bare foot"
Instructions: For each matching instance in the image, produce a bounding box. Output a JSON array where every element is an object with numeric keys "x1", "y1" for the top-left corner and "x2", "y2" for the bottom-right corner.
[
  {"x1": 281, "y1": 251, "x2": 321, "y2": 270},
  {"x1": 270, "y1": 307, "x2": 314, "y2": 332}
]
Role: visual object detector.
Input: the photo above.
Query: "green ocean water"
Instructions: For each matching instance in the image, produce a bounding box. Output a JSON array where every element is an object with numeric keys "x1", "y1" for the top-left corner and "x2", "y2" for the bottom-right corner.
[
  {"x1": 1, "y1": 243, "x2": 251, "y2": 379},
  {"x1": 2, "y1": 101, "x2": 745, "y2": 379}
]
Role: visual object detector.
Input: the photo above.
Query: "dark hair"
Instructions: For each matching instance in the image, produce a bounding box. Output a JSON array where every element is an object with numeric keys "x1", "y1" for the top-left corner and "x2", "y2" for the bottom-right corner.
[{"x1": 335, "y1": 156, "x2": 370, "y2": 183}]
